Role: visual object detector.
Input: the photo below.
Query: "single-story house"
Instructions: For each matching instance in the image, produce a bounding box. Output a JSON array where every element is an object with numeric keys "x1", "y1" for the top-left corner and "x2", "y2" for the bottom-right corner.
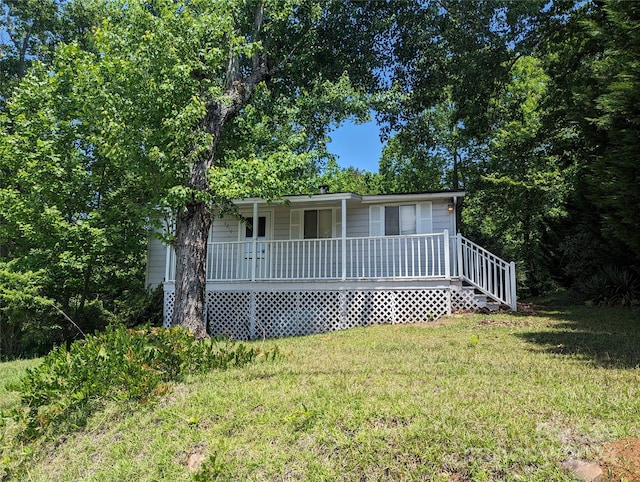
[{"x1": 146, "y1": 190, "x2": 516, "y2": 339}]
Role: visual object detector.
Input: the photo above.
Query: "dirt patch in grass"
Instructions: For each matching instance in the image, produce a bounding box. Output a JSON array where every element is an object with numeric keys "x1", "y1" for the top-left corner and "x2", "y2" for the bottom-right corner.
[
  {"x1": 183, "y1": 442, "x2": 208, "y2": 472},
  {"x1": 600, "y1": 437, "x2": 640, "y2": 482},
  {"x1": 476, "y1": 317, "x2": 536, "y2": 328}
]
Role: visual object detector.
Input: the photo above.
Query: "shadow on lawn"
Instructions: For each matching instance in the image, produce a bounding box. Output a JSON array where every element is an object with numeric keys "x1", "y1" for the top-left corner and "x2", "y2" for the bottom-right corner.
[{"x1": 514, "y1": 304, "x2": 640, "y2": 369}]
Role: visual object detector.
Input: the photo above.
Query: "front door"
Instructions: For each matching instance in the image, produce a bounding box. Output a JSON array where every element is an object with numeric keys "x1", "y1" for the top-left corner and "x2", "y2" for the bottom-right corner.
[{"x1": 241, "y1": 213, "x2": 271, "y2": 279}]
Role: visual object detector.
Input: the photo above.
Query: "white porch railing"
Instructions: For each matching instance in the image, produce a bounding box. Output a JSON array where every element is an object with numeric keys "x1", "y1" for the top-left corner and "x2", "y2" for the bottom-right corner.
[
  {"x1": 345, "y1": 234, "x2": 449, "y2": 279},
  {"x1": 165, "y1": 231, "x2": 517, "y2": 311},
  {"x1": 454, "y1": 235, "x2": 517, "y2": 311},
  {"x1": 203, "y1": 232, "x2": 451, "y2": 281}
]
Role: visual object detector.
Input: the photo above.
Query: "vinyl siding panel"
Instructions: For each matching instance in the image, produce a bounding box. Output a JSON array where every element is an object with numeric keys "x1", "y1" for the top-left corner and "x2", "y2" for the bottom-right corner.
[
  {"x1": 432, "y1": 202, "x2": 455, "y2": 234},
  {"x1": 210, "y1": 217, "x2": 239, "y2": 242},
  {"x1": 145, "y1": 233, "x2": 167, "y2": 288},
  {"x1": 345, "y1": 204, "x2": 370, "y2": 237}
]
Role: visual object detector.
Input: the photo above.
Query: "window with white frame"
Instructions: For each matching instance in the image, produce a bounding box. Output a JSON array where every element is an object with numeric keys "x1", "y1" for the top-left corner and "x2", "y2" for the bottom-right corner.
[
  {"x1": 369, "y1": 202, "x2": 432, "y2": 236},
  {"x1": 290, "y1": 208, "x2": 339, "y2": 239},
  {"x1": 304, "y1": 209, "x2": 333, "y2": 239},
  {"x1": 384, "y1": 205, "x2": 417, "y2": 235}
]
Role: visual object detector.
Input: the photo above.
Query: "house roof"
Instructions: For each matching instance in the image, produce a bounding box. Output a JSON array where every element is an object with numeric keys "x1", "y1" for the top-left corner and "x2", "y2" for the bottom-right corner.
[
  {"x1": 360, "y1": 190, "x2": 465, "y2": 204},
  {"x1": 234, "y1": 190, "x2": 465, "y2": 206}
]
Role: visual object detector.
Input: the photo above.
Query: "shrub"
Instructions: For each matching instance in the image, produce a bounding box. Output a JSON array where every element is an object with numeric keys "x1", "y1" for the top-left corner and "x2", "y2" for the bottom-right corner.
[
  {"x1": 580, "y1": 265, "x2": 640, "y2": 307},
  {"x1": 115, "y1": 285, "x2": 164, "y2": 328},
  {"x1": 4, "y1": 326, "x2": 279, "y2": 441}
]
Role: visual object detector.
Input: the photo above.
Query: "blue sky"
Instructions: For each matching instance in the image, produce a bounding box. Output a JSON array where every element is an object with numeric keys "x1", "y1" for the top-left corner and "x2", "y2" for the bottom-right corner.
[{"x1": 327, "y1": 120, "x2": 384, "y2": 173}]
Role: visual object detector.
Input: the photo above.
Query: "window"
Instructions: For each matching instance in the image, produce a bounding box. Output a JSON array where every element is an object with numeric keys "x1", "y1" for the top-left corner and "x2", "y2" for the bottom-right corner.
[
  {"x1": 290, "y1": 208, "x2": 339, "y2": 240},
  {"x1": 245, "y1": 216, "x2": 266, "y2": 238},
  {"x1": 384, "y1": 205, "x2": 416, "y2": 236},
  {"x1": 369, "y1": 202, "x2": 432, "y2": 236},
  {"x1": 304, "y1": 209, "x2": 332, "y2": 239}
]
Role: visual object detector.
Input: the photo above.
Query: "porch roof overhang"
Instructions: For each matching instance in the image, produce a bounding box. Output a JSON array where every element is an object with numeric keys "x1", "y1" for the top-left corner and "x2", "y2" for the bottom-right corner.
[
  {"x1": 234, "y1": 192, "x2": 360, "y2": 207},
  {"x1": 232, "y1": 190, "x2": 466, "y2": 207}
]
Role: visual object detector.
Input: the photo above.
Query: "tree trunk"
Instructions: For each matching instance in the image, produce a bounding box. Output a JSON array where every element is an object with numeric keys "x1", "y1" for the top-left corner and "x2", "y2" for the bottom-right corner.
[
  {"x1": 171, "y1": 197, "x2": 211, "y2": 338},
  {"x1": 171, "y1": 155, "x2": 212, "y2": 338},
  {"x1": 170, "y1": 5, "x2": 270, "y2": 334}
]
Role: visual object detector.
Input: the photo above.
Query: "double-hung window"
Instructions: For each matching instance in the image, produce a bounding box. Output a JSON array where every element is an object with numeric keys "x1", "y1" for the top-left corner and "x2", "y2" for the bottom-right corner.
[
  {"x1": 370, "y1": 202, "x2": 432, "y2": 236},
  {"x1": 290, "y1": 208, "x2": 338, "y2": 239},
  {"x1": 384, "y1": 205, "x2": 417, "y2": 236},
  {"x1": 304, "y1": 209, "x2": 333, "y2": 239}
]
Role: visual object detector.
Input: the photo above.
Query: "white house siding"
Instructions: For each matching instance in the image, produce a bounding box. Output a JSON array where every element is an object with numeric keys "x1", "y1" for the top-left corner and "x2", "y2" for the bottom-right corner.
[
  {"x1": 273, "y1": 207, "x2": 290, "y2": 240},
  {"x1": 210, "y1": 216, "x2": 239, "y2": 242},
  {"x1": 148, "y1": 197, "x2": 458, "y2": 288},
  {"x1": 145, "y1": 232, "x2": 167, "y2": 288},
  {"x1": 345, "y1": 203, "x2": 369, "y2": 237},
  {"x1": 432, "y1": 202, "x2": 456, "y2": 234},
  {"x1": 207, "y1": 198, "x2": 455, "y2": 241}
]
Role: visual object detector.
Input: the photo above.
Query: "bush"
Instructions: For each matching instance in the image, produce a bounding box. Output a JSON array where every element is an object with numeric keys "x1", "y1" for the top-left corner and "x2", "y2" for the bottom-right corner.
[
  {"x1": 0, "y1": 263, "x2": 55, "y2": 360},
  {"x1": 4, "y1": 325, "x2": 279, "y2": 441},
  {"x1": 579, "y1": 265, "x2": 640, "y2": 307},
  {"x1": 115, "y1": 285, "x2": 164, "y2": 328}
]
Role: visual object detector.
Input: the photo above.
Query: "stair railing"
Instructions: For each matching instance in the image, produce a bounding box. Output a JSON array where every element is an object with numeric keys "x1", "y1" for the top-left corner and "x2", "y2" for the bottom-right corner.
[{"x1": 455, "y1": 235, "x2": 517, "y2": 311}]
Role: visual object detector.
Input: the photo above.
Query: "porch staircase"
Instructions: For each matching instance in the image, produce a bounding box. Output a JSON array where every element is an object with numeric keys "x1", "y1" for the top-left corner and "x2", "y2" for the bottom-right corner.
[{"x1": 454, "y1": 235, "x2": 517, "y2": 311}]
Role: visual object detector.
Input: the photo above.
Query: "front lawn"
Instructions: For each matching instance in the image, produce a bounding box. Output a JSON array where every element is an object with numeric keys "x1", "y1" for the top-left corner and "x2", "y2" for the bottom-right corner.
[{"x1": 1, "y1": 305, "x2": 639, "y2": 480}]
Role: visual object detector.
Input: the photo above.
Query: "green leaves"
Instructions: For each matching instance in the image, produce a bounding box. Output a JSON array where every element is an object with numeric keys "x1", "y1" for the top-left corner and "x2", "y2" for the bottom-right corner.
[{"x1": 6, "y1": 325, "x2": 278, "y2": 441}]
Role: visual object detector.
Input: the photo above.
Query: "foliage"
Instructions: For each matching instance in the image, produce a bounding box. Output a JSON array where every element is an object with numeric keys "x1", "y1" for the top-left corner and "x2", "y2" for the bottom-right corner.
[
  {"x1": 579, "y1": 266, "x2": 640, "y2": 307},
  {"x1": 463, "y1": 56, "x2": 572, "y2": 295},
  {"x1": 0, "y1": 262, "x2": 59, "y2": 360},
  {"x1": 313, "y1": 158, "x2": 380, "y2": 194},
  {"x1": 115, "y1": 285, "x2": 164, "y2": 328},
  {"x1": 1, "y1": 1, "x2": 166, "y2": 352},
  {"x1": 381, "y1": 0, "x2": 548, "y2": 139},
  {"x1": 8, "y1": 0, "x2": 387, "y2": 333},
  {"x1": 0, "y1": 0, "x2": 100, "y2": 110},
  {"x1": 3, "y1": 325, "x2": 277, "y2": 442},
  {"x1": 586, "y1": 1, "x2": 640, "y2": 256},
  {"x1": 538, "y1": 0, "x2": 640, "y2": 293},
  {"x1": 378, "y1": 136, "x2": 446, "y2": 193}
]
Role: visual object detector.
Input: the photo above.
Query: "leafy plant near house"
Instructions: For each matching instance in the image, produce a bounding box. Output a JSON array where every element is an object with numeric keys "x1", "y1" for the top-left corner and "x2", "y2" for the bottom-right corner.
[{"x1": 3, "y1": 326, "x2": 280, "y2": 442}]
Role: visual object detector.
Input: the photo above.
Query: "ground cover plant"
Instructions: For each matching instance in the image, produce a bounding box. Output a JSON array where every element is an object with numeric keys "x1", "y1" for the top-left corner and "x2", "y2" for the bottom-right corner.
[
  {"x1": 0, "y1": 326, "x2": 278, "y2": 479},
  {"x1": 1, "y1": 304, "x2": 639, "y2": 481}
]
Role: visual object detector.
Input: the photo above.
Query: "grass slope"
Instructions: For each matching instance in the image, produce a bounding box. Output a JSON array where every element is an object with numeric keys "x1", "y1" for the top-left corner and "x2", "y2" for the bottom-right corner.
[
  {"x1": 0, "y1": 358, "x2": 40, "y2": 412},
  {"x1": 1, "y1": 305, "x2": 639, "y2": 481}
]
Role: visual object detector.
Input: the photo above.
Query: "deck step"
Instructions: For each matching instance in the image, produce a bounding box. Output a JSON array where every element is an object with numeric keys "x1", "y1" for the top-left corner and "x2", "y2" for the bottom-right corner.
[{"x1": 462, "y1": 286, "x2": 502, "y2": 312}]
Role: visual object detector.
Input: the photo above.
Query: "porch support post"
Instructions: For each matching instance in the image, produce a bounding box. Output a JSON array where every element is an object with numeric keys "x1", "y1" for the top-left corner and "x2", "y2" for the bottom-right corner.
[
  {"x1": 341, "y1": 198, "x2": 347, "y2": 281},
  {"x1": 509, "y1": 261, "x2": 517, "y2": 311},
  {"x1": 457, "y1": 234, "x2": 464, "y2": 278},
  {"x1": 251, "y1": 202, "x2": 258, "y2": 282},
  {"x1": 165, "y1": 244, "x2": 172, "y2": 282},
  {"x1": 443, "y1": 230, "x2": 450, "y2": 279}
]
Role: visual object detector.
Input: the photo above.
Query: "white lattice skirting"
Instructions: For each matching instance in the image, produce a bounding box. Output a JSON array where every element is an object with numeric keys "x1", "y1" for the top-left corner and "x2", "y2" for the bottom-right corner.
[{"x1": 163, "y1": 286, "x2": 481, "y2": 340}]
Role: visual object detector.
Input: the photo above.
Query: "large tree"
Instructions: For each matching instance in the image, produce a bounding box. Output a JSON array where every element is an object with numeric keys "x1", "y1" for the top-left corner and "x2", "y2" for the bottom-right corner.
[
  {"x1": 528, "y1": 0, "x2": 640, "y2": 295},
  {"x1": 6, "y1": 0, "x2": 385, "y2": 337}
]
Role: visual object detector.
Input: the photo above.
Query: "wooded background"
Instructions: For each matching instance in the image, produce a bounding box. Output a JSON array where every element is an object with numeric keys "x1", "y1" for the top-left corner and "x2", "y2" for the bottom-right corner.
[{"x1": 1, "y1": 0, "x2": 638, "y2": 357}]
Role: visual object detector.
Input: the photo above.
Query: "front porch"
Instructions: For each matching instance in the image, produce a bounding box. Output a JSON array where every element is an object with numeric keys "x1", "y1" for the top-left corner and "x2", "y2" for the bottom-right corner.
[{"x1": 162, "y1": 231, "x2": 517, "y2": 338}]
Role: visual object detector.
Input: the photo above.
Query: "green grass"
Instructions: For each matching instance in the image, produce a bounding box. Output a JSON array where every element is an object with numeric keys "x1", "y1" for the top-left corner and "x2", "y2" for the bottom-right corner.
[
  {"x1": 1, "y1": 305, "x2": 639, "y2": 481},
  {"x1": 0, "y1": 358, "x2": 40, "y2": 412}
]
